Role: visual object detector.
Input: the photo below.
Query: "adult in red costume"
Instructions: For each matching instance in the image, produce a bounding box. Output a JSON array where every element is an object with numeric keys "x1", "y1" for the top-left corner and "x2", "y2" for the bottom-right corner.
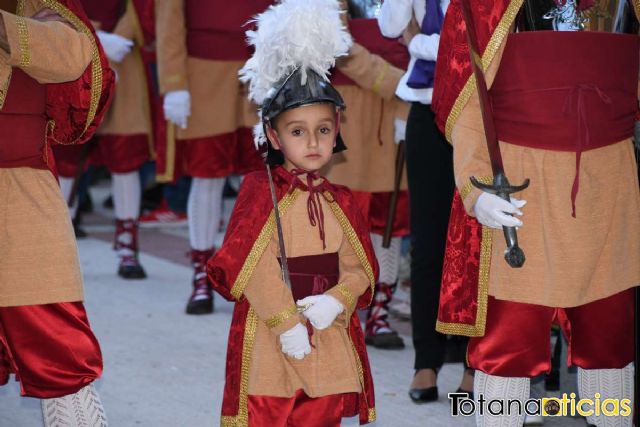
[
  {"x1": 55, "y1": 0, "x2": 159, "y2": 279},
  {"x1": 0, "y1": 0, "x2": 114, "y2": 425},
  {"x1": 432, "y1": 0, "x2": 639, "y2": 425},
  {"x1": 155, "y1": 0, "x2": 269, "y2": 315}
]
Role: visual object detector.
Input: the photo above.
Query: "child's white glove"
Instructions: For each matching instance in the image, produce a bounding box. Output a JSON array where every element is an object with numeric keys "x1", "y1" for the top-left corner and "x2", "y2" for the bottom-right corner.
[
  {"x1": 163, "y1": 90, "x2": 191, "y2": 129},
  {"x1": 280, "y1": 323, "x2": 311, "y2": 360},
  {"x1": 473, "y1": 192, "x2": 526, "y2": 229},
  {"x1": 96, "y1": 30, "x2": 133, "y2": 63},
  {"x1": 297, "y1": 295, "x2": 344, "y2": 330}
]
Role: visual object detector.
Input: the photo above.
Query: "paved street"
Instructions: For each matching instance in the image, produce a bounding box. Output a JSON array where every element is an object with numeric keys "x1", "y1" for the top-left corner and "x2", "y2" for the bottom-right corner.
[{"x1": 0, "y1": 185, "x2": 588, "y2": 426}]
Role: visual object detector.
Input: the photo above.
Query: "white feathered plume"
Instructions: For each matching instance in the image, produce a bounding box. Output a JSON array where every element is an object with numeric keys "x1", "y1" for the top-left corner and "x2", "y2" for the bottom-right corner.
[{"x1": 239, "y1": 0, "x2": 352, "y2": 147}]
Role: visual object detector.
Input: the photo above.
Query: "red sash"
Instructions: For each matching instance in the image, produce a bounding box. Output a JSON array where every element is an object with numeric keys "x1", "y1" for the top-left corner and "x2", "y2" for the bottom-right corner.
[
  {"x1": 332, "y1": 18, "x2": 410, "y2": 86},
  {"x1": 0, "y1": 69, "x2": 47, "y2": 169},
  {"x1": 185, "y1": 0, "x2": 272, "y2": 61},
  {"x1": 491, "y1": 31, "x2": 638, "y2": 152},
  {"x1": 279, "y1": 252, "x2": 339, "y2": 302}
]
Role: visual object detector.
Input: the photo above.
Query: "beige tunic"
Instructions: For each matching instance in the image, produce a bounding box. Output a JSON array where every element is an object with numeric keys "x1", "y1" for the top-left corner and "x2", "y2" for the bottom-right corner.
[
  {"x1": 322, "y1": 4, "x2": 410, "y2": 192},
  {"x1": 0, "y1": 0, "x2": 91, "y2": 306},
  {"x1": 244, "y1": 192, "x2": 369, "y2": 397},
  {"x1": 453, "y1": 38, "x2": 640, "y2": 308},
  {"x1": 154, "y1": 0, "x2": 258, "y2": 140},
  {"x1": 94, "y1": 2, "x2": 151, "y2": 138}
]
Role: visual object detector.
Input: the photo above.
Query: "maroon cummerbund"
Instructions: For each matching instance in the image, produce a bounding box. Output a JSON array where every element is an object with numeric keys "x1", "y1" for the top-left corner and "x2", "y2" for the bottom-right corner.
[
  {"x1": 332, "y1": 18, "x2": 410, "y2": 86},
  {"x1": 185, "y1": 0, "x2": 272, "y2": 61},
  {"x1": 279, "y1": 252, "x2": 339, "y2": 302},
  {"x1": 490, "y1": 31, "x2": 639, "y2": 152},
  {"x1": 80, "y1": 0, "x2": 123, "y2": 33},
  {"x1": 0, "y1": 68, "x2": 47, "y2": 169}
]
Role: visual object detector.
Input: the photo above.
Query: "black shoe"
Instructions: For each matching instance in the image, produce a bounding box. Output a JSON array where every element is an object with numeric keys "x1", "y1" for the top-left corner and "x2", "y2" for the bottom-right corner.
[
  {"x1": 455, "y1": 387, "x2": 474, "y2": 400},
  {"x1": 118, "y1": 264, "x2": 147, "y2": 279},
  {"x1": 365, "y1": 331, "x2": 405, "y2": 349},
  {"x1": 409, "y1": 386, "x2": 438, "y2": 403},
  {"x1": 186, "y1": 296, "x2": 214, "y2": 315}
]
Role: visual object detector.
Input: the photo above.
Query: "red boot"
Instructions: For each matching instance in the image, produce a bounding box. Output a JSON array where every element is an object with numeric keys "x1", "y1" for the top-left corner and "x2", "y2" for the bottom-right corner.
[
  {"x1": 365, "y1": 282, "x2": 405, "y2": 349},
  {"x1": 114, "y1": 219, "x2": 147, "y2": 279},
  {"x1": 186, "y1": 249, "x2": 215, "y2": 315}
]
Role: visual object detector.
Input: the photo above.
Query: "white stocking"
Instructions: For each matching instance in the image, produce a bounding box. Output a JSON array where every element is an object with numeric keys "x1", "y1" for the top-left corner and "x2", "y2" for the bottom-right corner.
[
  {"x1": 59, "y1": 176, "x2": 78, "y2": 219},
  {"x1": 370, "y1": 233, "x2": 402, "y2": 285},
  {"x1": 578, "y1": 363, "x2": 634, "y2": 427},
  {"x1": 41, "y1": 383, "x2": 107, "y2": 427},
  {"x1": 474, "y1": 371, "x2": 529, "y2": 427},
  {"x1": 187, "y1": 177, "x2": 224, "y2": 250},
  {"x1": 111, "y1": 171, "x2": 140, "y2": 220}
]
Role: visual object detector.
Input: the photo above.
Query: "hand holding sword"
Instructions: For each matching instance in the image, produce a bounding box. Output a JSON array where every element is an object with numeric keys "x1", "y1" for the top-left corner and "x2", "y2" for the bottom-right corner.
[{"x1": 459, "y1": 0, "x2": 530, "y2": 268}]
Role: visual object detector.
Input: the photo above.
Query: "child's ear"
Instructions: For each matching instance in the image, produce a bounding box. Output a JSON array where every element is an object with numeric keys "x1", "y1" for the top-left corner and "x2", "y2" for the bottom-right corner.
[{"x1": 266, "y1": 124, "x2": 282, "y2": 151}]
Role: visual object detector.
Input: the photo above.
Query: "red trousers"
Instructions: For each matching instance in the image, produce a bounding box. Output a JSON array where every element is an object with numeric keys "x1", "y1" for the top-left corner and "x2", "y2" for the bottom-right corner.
[
  {"x1": 468, "y1": 288, "x2": 635, "y2": 377},
  {"x1": 180, "y1": 128, "x2": 263, "y2": 178},
  {"x1": 351, "y1": 190, "x2": 410, "y2": 237},
  {"x1": 0, "y1": 302, "x2": 103, "y2": 398},
  {"x1": 248, "y1": 390, "x2": 344, "y2": 427}
]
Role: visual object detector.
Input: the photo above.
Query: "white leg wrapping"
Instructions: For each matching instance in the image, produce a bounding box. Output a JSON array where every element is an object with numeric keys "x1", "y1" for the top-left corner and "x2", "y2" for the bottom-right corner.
[
  {"x1": 187, "y1": 177, "x2": 224, "y2": 250},
  {"x1": 59, "y1": 176, "x2": 78, "y2": 219},
  {"x1": 474, "y1": 371, "x2": 529, "y2": 427},
  {"x1": 41, "y1": 383, "x2": 107, "y2": 427},
  {"x1": 578, "y1": 363, "x2": 634, "y2": 427},
  {"x1": 370, "y1": 234, "x2": 401, "y2": 284},
  {"x1": 112, "y1": 172, "x2": 140, "y2": 220}
]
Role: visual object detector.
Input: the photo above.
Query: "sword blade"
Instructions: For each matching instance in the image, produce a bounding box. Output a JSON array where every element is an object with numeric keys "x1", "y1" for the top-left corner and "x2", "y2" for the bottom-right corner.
[{"x1": 459, "y1": 0, "x2": 505, "y2": 177}]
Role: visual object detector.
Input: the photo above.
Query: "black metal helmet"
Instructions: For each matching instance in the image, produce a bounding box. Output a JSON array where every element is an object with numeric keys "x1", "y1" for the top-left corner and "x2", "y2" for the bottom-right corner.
[{"x1": 262, "y1": 67, "x2": 347, "y2": 165}]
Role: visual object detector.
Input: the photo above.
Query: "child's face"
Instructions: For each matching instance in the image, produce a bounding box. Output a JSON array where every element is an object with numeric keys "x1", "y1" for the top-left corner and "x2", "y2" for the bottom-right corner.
[{"x1": 270, "y1": 103, "x2": 337, "y2": 172}]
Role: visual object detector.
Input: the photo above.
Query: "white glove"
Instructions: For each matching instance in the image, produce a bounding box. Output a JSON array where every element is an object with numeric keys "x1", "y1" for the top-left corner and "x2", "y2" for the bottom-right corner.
[
  {"x1": 96, "y1": 30, "x2": 133, "y2": 63},
  {"x1": 163, "y1": 90, "x2": 191, "y2": 130},
  {"x1": 280, "y1": 323, "x2": 311, "y2": 360},
  {"x1": 473, "y1": 192, "x2": 526, "y2": 229},
  {"x1": 297, "y1": 294, "x2": 344, "y2": 330},
  {"x1": 394, "y1": 118, "x2": 407, "y2": 144}
]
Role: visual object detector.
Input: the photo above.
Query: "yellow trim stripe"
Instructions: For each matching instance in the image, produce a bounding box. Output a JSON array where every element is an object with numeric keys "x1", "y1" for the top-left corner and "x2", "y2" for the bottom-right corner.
[
  {"x1": 16, "y1": 16, "x2": 29, "y2": 67},
  {"x1": 265, "y1": 305, "x2": 297, "y2": 329}
]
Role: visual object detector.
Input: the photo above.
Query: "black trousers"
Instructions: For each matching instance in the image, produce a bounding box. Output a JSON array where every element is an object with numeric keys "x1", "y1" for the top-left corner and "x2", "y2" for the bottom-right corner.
[{"x1": 406, "y1": 102, "x2": 463, "y2": 370}]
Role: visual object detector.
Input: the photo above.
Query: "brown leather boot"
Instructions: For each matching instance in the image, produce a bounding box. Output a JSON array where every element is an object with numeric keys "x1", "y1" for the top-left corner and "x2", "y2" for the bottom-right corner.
[
  {"x1": 186, "y1": 248, "x2": 215, "y2": 315},
  {"x1": 365, "y1": 282, "x2": 405, "y2": 349},
  {"x1": 114, "y1": 219, "x2": 146, "y2": 279}
]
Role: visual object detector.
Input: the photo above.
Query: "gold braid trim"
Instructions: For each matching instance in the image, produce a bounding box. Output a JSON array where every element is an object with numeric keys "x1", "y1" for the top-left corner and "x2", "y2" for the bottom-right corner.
[
  {"x1": 372, "y1": 61, "x2": 389, "y2": 95},
  {"x1": 325, "y1": 196, "x2": 375, "y2": 303},
  {"x1": 335, "y1": 283, "x2": 355, "y2": 311},
  {"x1": 41, "y1": 0, "x2": 103, "y2": 143},
  {"x1": 219, "y1": 308, "x2": 257, "y2": 427},
  {"x1": 368, "y1": 408, "x2": 377, "y2": 423},
  {"x1": 459, "y1": 175, "x2": 493, "y2": 201},
  {"x1": 435, "y1": 225, "x2": 492, "y2": 337},
  {"x1": 16, "y1": 17, "x2": 29, "y2": 67},
  {"x1": 230, "y1": 190, "x2": 300, "y2": 300},
  {"x1": 265, "y1": 305, "x2": 297, "y2": 329},
  {"x1": 156, "y1": 122, "x2": 177, "y2": 182},
  {"x1": 444, "y1": 0, "x2": 524, "y2": 143},
  {"x1": 0, "y1": 68, "x2": 11, "y2": 109},
  {"x1": 633, "y1": 0, "x2": 640, "y2": 20}
]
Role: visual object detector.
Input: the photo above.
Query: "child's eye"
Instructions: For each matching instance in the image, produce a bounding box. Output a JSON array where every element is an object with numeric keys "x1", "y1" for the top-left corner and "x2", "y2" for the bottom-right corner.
[
  {"x1": 291, "y1": 129, "x2": 303, "y2": 136},
  {"x1": 319, "y1": 127, "x2": 332, "y2": 134}
]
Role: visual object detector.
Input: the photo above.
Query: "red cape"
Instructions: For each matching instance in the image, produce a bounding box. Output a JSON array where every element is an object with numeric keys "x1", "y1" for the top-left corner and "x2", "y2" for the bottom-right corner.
[
  {"x1": 44, "y1": 0, "x2": 115, "y2": 148},
  {"x1": 208, "y1": 166, "x2": 379, "y2": 425},
  {"x1": 431, "y1": 0, "x2": 518, "y2": 337}
]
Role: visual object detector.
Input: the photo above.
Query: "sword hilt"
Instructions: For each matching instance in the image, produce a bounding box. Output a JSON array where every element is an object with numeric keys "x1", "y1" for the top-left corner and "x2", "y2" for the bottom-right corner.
[{"x1": 471, "y1": 173, "x2": 530, "y2": 268}]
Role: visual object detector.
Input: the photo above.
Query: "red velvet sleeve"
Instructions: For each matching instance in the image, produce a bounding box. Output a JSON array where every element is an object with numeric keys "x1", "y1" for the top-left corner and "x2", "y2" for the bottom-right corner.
[
  {"x1": 431, "y1": 0, "x2": 511, "y2": 136},
  {"x1": 44, "y1": 0, "x2": 116, "y2": 146}
]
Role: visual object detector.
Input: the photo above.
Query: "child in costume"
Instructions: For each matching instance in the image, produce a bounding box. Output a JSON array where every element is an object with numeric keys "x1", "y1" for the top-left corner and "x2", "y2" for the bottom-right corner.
[{"x1": 207, "y1": 0, "x2": 378, "y2": 425}]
